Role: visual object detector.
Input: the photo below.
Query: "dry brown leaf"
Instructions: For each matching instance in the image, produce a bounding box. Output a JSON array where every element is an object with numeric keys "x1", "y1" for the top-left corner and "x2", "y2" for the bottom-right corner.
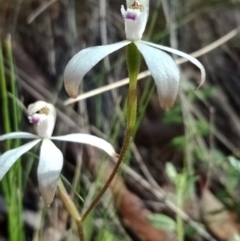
[{"x1": 200, "y1": 189, "x2": 239, "y2": 240}]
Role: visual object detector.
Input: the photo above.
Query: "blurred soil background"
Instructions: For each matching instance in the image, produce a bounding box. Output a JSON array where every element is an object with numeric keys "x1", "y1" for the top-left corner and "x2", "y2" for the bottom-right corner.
[{"x1": 1, "y1": 0, "x2": 240, "y2": 241}]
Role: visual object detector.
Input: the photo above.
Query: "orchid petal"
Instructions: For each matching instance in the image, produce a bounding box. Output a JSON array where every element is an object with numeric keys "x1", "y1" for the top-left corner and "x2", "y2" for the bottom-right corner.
[
  {"x1": 0, "y1": 132, "x2": 38, "y2": 141},
  {"x1": 64, "y1": 40, "x2": 130, "y2": 98},
  {"x1": 0, "y1": 139, "x2": 41, "y2": 180},
  {"x1": 135, "y1": 41, "x2": 180, "y2": 110},
  {"x1": 141, "y1": 40, "x2": 206, "y2": 88},
  {"x1": 38, "y1": 139, "x2": 63, "y2": 206},
  {"x1": 51, "y1": 134, "x2": 116, "y2": 157}
]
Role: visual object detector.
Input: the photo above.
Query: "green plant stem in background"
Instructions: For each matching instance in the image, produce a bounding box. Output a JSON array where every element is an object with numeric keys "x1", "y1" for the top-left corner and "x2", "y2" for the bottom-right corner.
[
  {"x1": 5, "y1": 35, "x2": 20, "y2": 132},
  {"x1": 176, "y1": 176, "x2": 184, "y2": 241},
  {"x1": 0, "y1": 40, "x2": 11, "y2": 148},
  {"x1": 80, "y1": 42, "x2": 141, "y2": 223},
  {"x1": 58, "y1": 179, "x2": 85, "y2": 241},
  {"x1": 7, "y1": 36, "x2": 24, "y2": 241},
  {"x1": 0, "y1": 37, "x2": 25, "y2": 241},
  {"x1": 0, "y1": 39, "x2": 13, "y2": 241}
]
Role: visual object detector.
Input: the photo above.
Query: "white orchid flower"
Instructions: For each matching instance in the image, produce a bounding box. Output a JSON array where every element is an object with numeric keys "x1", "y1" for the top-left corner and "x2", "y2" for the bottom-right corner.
[
  {"x1": 0, "y1": 101, "x2": 116, "y2": 206},
  {"x1": 64, "y1": 0, "x2": 206, "y2": 110}
]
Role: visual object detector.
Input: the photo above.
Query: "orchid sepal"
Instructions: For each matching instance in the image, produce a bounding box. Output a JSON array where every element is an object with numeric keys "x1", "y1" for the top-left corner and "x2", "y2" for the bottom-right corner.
[
  {"x1": 141, "y1": 41, "x2": 206, "y2": 89},
  {"x1": 51, "y1": 134, "x2": 117, "y2": 157},
  {"x1": 38, "y1": 139, "x2": 63, "y2": 206},
  {"x1": 0, "y1": 132, "x2": 38, "y2": 141},
  {"x1": 0, "y1": 139, "x2": 41, "y2": 180},
  {"x1": 135, "y1": 41, "x2": 180, "y2": 110},
  {"x1": 64, "y1": 41, "x2": 130, "y2": 98}
]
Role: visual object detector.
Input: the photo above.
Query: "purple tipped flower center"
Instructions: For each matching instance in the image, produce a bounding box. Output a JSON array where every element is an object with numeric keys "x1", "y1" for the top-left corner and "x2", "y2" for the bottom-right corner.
[
  {"x1": 126, "y1": 12, "x2": 137, "y2": 21},
  {"x1": 28, "y1": 116, "x2": 41, "y2": 125}
]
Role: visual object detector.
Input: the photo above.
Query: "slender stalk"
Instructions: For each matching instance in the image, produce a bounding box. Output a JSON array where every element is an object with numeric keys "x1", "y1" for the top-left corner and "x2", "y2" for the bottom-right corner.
[
  {"x1": 6, "y1": 35, "x2": 19, "y2": 132},
  {"x1": 81, "y1": 128, "x2": 132, "y2": 222},
  {"x1": 81, "y1": 42, "x2": 141, "y2": 222},
  {"x1": 0, "y1": 40, "x2": 11, "y2": 147},
  {"x1": 176, "y1": 177, "x2": 184, "y2": 241},
  {"x1": 58, "y1": 179, "x2": 85, "y2": 241},
  {"x1": 176, "y1": 198, "x2": 184, "y2": 241}
]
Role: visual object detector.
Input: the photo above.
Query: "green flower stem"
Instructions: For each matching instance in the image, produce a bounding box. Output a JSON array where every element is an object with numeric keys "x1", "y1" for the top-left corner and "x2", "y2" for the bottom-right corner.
[
  {"x1": 81, "y1": 42, "x2": 141, "y2": 222},
  {"x1": 126, "y1": 42, "x2": 140, "y2": 130},
  {"x1": 58, "y1": 179, "x2": 85, "y2": 241}
]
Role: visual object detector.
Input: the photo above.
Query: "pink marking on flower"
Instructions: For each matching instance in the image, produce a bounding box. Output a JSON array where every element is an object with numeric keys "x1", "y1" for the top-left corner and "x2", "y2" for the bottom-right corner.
[
  {"x1": 28, "y1": 116, "x2": 41, "y2": 125},
  {"x1": 126, "y1": 12, "x2": 137, "y2": 20}
]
